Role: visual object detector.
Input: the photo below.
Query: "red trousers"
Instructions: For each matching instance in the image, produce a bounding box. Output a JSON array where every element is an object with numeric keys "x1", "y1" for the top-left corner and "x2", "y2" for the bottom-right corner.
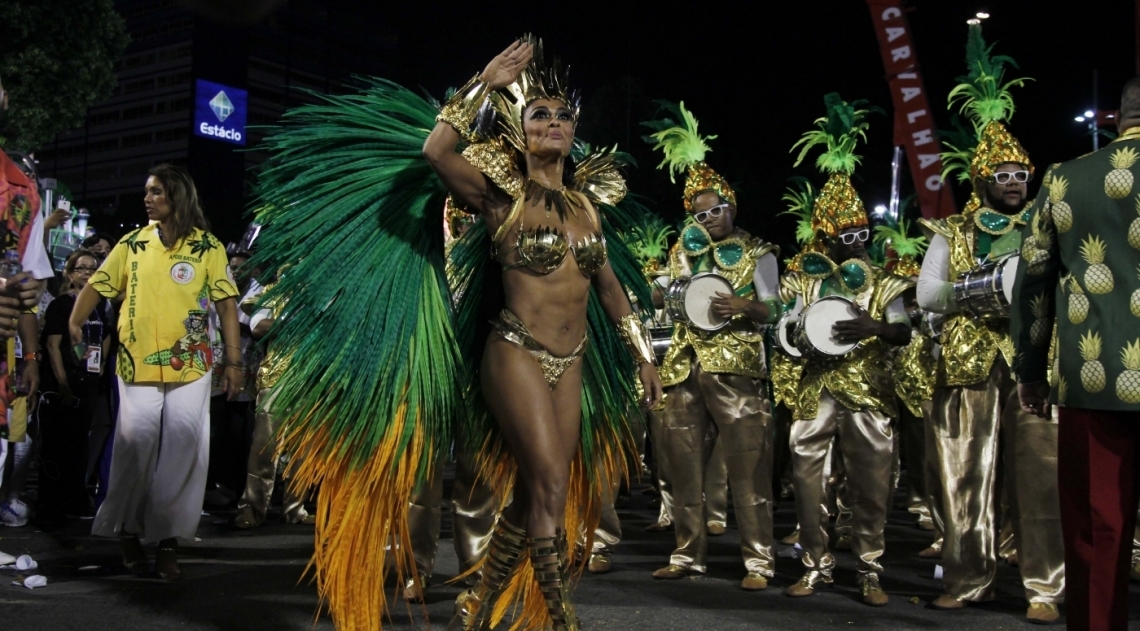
[{"x1": 1058, "y1": 408, "x2": 1140, "y2": 631}]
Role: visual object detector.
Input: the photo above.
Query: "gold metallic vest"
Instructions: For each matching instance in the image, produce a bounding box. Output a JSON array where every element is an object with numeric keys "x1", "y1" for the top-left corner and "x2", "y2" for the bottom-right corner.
[
  {"x1": 658, "y1": 229, "x2": 777, "y2": 387},
  {"x1": 785, "y1": 268, "x2": 914, "y2": 421},
  {"x1": 920, "y1": 212, "x2": 1015, "y2": 387},
  {"x1": 246, "y1": 285, "x2": 290, "y2": 392},
  {"x1": 893, "y1": 330, "x2": 937, "y2": 417}
]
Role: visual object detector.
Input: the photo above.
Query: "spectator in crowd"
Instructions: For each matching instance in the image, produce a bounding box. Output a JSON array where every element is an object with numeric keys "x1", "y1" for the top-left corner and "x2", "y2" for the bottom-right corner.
[
  {"x1": 35, "y1": 249, "x2": 111, "y2": 527},
  {"x1": 204, "y1": 247, "x2": 259, "y2": 508},
  {"x1": 70, "y1": 164, "x2": 241, "y2": 579},
  {"x1": 81, "y1": 233, "x2": 113, "y2": 263}
]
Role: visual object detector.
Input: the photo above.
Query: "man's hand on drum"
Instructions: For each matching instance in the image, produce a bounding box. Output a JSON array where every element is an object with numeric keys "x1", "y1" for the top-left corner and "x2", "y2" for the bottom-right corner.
[
  {"x1": 638, "y1": 362, "x2": 664, "y2": 410},
  {"x1": 711, "y1": 292, "x2": 766, "y2": 321},
  {"x1": 831, "y1": 308, "x2": 884, "y2": 343}
]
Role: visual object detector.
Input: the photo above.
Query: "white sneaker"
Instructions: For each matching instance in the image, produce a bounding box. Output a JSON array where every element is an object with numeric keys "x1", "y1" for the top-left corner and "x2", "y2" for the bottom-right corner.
[{"x1": 1, "y1": 500, "x2": 28, "y2": 527}]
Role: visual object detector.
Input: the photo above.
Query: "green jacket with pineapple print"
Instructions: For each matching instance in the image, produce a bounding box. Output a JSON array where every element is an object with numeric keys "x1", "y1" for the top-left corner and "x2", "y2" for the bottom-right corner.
[{"x1": 1011, "y1": 132, "x2": 1140, "y2": 410}]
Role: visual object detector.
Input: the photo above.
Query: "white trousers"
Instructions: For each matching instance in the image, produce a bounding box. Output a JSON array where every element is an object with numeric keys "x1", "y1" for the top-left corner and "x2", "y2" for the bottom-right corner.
[{"x1": 92, "y1": 376, "x2": 211, "y2": 543}]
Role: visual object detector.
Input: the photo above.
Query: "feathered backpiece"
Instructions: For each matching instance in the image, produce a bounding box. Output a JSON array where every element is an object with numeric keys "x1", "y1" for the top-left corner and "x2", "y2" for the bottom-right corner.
[
  {"x1": 642, "y1": 101, "x2": 735, "y2": 212},
  {"x1": 946, "y1": 23, "x2": 1033, "y2": 181},
  {"x1": 939, "y1": 114, "x2": 979, "y2": 184},
  {"x1": 779, "y1": 177, "x2": 818, "y2": 246},
  {"x1": 792, "y1": 93, "x2": 877, "y2": 238},
  {"x1": 620, "y1": 207, "x2": 676, "y2": 274},
  {"x1": 873, "y1": 215, "x2": 928, "y2": 276},
  {"x1": 493, "y1": 34, "x2": 581, "y2": 155}
]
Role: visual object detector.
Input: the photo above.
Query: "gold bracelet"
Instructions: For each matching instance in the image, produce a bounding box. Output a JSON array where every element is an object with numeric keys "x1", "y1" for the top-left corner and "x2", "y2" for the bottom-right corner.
[
  {"x1": 436, "y1": 74, "x2": 491, "y2": 142},
  {"x1": 617, "y1": 313, "x2": 655, "y2": 366}
]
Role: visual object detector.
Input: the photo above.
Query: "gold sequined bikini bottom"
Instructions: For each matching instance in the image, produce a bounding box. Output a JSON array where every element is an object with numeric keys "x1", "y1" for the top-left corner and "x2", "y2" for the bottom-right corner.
[{"x1": 490, "y1": 309, "x2": 587, "y2": 389}]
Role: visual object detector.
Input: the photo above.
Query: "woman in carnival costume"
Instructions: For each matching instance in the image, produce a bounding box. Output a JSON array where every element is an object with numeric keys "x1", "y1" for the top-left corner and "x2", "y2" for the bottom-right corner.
[{"x1": 247, "y1": 36, "x2": 662, "y2": 631}]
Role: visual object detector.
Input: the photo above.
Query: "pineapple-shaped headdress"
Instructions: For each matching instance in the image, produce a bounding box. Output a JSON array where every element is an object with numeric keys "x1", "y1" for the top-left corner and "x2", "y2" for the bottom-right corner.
[
  {"x1": 942, "y1": 24, "x2": 1033, "y2": 184},
  {"x1": 791, "y1": 92, "x2": 878, "y2": 239},
  {"x1": 643, "y1": 101, "x2": 737, "y2": 213}
]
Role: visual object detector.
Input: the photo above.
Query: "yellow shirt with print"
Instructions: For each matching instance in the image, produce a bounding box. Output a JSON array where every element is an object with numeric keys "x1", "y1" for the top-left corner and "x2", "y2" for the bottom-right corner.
[{"x1": 90, "y1": 225, "x2": 238, "y2": 384}]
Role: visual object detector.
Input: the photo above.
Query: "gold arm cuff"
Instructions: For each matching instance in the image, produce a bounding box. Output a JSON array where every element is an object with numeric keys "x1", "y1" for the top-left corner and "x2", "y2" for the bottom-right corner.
[
  {"x1": 617, "y1": 313, "x2": 655, "y2": 366},
  {"x1": 436, "y1": 74, "x2": 491, "y2": 142}
]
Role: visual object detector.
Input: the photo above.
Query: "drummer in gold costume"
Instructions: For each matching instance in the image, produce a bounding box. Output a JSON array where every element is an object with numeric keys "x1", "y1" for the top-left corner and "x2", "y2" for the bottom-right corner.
[
  {"x1": 916, "y1": 25, "x2": 1063, "y2": 622},
  {"x1": 781, "y1": 94, "x2": 913, "y2": 606},
  {"x1": 875, "y1": 222, "x2": 936, "y2": 533},
  {"x1": 642, "y1": 103, "x2": 781, "y2": 590},
  {"x1": 402, "y1": 200, "x2": 497, "y2": 602}
]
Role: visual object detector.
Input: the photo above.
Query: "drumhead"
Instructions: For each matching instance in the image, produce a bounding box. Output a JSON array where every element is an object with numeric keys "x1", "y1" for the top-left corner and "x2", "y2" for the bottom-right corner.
[
  {"x1": 685, "y1": 273, "x2": 734, "y2": 330},
  {"x1": 803, "y1": 296, "x2": 860, "y2": 355},
  {"x1": 1000, "y1": 255, "x2": 1020, "y2": 304}
]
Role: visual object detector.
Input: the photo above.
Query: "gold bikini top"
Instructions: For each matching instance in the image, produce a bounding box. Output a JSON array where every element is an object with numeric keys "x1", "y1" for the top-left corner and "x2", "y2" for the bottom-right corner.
[{"x1": 494, "y1": 194, "x2": 608, "y2": 277}]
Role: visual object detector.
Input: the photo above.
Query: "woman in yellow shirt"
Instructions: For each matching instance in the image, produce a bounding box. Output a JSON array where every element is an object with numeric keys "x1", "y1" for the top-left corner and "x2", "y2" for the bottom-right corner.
[{"x1": 69, "y1": 164, "x2": 242, "y2": 580}]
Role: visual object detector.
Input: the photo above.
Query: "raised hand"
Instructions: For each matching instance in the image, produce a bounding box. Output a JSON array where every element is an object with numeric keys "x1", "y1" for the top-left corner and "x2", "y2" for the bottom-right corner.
[{"x1": 480, "y1": 40, "x2": 533, "y2": 90}]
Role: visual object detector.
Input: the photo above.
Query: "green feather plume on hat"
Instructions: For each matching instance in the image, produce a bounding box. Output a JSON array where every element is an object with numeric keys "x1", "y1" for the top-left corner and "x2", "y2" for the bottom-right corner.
[
  {"x1": 947, "y1": 23, "x2": 1030, "y2": 132},
  {"x1": 642, "y1": 100, "x2": 715, "y2": 182},
  {"x1": 791, "y1": 93, "x2": 881, "y2": 175}
]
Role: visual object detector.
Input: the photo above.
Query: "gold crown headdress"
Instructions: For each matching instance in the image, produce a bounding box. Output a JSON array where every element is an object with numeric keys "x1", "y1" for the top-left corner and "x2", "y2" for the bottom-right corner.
[
  {"x1": 791, "y1": 92, "x2": 878, "y2": 238},
  {"x1": 491, "y1": 35, "x2": 581, "y2": 156},
  {"x1": 642, "y1": 101, "x2": 736, "y2": 213},
  {"x1": 942, "y1": 24, "x2": 1033, "y2": 183},
  {"x1": 872, "y1": 217, "x2": 929, "y2": 277}
]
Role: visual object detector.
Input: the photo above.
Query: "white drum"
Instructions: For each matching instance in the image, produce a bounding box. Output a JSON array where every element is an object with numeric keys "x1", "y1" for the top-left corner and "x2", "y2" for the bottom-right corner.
[
  {"x1": 793, "y1": 295, "x2": 860, "y2": 359},
  {"x1": 665, "y1": 272, "x2": 734, "y2": 332},
  {"x1": 776, "y1": 311, "x2": 802, "y2": 358}
]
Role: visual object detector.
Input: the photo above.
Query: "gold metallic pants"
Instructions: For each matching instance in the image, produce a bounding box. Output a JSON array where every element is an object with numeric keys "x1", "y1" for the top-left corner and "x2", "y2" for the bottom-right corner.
[
  {"x1": 647, "y1": 408, "x2": 675, "y2": 528},
  {"x1": 235, "y1": 388, "x2": 308, "y2": 526},
  {"x1": 704, "y1": 432, "x2": 729, "y2": 528},
  {"x1": 407, "y1": 448, "x2": 497, "y2": 580},
  {"x1": 898, "y1": 402, "x2": 932, "y2": 526},
  {"x1": 657, "y1": 365, "x2": 776, "y2": 575},
  {"x1": 929, "y1": 361, "x2": 1064, "y2": 604},
  {"x1": 593, "y1": 411, "x2": 650, "y2": 554},
  {"x1": 791, "y1": 391, "x2": 893, "y2": 579}
]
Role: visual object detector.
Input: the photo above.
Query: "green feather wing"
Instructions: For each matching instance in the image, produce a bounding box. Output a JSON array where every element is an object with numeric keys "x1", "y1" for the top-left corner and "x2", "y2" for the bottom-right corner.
[{"x1": 249, "y1": 78, "x2": 461, "y2": 471}]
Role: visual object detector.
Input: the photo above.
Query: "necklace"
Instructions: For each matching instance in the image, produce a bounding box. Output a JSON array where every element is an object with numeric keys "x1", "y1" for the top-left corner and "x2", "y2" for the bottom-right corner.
[
  {"x1": 155, "y1": 225, "x2": 175, "y2": 248},
  {"x1": 525, "y1": 178, "x2": 580, "y2": 219}
]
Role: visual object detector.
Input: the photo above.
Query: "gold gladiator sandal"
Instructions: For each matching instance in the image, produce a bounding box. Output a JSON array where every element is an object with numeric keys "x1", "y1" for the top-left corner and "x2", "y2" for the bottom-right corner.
[
  {"x1": 447, "y1": 517, "x2": 526, "y2": 631},
  {"x1": 529, "y1": 529, "x2": 580, "y2": 631}
]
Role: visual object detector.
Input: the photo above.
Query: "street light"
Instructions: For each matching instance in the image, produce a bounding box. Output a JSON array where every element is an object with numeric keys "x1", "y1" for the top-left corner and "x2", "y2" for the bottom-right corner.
[
  {"x1": 872, "y1": 204, "x2": 888, "y2": 217},
  {"x1": 976, "y1": 11, "x2": 990, "y2": 19},
  {"x1": 1075, "y1": 110, "x2": 1100, "y2": 150}
]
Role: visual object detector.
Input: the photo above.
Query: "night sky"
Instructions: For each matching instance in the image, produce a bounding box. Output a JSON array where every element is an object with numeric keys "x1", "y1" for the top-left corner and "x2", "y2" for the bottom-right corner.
[{"x1": 363, "y1": 0, "x2": 1135, "y2": 254}]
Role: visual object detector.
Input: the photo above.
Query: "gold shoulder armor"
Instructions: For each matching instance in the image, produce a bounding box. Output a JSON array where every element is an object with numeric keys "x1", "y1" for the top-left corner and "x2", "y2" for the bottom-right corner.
[
  {"x1": 918, "y1": 216, "x2": 954, "y2": 240},
  {"x1": 461, "y1": 138, "x2": 524, "y2": 200},
  {"x1": 572, "y1": 149, "x2": 628, "y2": 206},
  {"x1": 872, "y1": 269, "x2": 915, "y2": 313}
]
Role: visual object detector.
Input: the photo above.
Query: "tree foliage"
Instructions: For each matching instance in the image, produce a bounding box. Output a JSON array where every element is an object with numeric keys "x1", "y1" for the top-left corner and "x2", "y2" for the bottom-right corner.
[{"x1": 0, "y1": 0, "x2": 129, "y2": 152}]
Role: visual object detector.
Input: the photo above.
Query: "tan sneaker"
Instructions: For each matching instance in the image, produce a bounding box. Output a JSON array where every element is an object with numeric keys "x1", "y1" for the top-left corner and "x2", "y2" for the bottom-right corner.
[
  {"x1": 860, "y1": 575, "x2": 889, "y2": 606},
  {"x1": 931, "y1": 594, "x2": 965, "y2": 610},
  {"x1": 587, "y1": 553, "x2": 612, "y2": 574},
  {"x1": 785, "y1": 570, "x2": 831, "y2": 597},
  {"x1": 652, "y1": 564, "x2": 690, "y2": 579},
  {"x1": 918, "y1": 545, "x2": 942, "y2": 559},
  {"x1": 1026, "y1": 602, "x2": 1059, "y2": 624},
  {"x1": 740, "y1": 572, "x2": 768, "y2": 591},
  {"x1": 707, "y1": 522, "x2": 727, "y2": 536},
  {"x1": 781, "y1": 527, "x2": 801, "y2": 545},
  {"x1": 402, "y1": 574, "x2": 427, "y2": 603}
]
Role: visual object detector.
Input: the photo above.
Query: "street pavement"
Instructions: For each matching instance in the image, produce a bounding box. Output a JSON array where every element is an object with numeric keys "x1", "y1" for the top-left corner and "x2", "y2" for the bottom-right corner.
[{"x1": 2, "y1": 479, "x2": 1139, "y2": 630}]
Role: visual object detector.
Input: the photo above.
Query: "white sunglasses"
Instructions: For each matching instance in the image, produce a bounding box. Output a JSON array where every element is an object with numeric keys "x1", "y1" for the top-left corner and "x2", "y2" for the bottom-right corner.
[{"x1": 693, "y1": 204, "x2": 730, "y2": 224}]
